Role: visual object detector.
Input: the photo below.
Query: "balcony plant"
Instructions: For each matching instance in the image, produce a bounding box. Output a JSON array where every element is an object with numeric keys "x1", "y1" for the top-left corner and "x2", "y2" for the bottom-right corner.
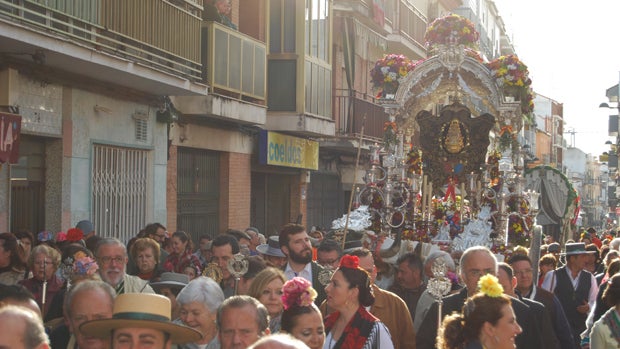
[
  {"x1": 370, "y1": 54, "x2": 419, "y2": 98},
  {"x1": 424, "y1": 14, "x2": 479, "y2": 49}
]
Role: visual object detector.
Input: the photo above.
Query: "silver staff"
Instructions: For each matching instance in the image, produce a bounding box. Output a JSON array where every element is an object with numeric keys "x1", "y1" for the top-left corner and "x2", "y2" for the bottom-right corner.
[
  {"x1": 427, "y1": 257, "x2": 453, "y2": 332},
  {"x1": 227, "y1": 253, "x2": 249, "y2": 295}
]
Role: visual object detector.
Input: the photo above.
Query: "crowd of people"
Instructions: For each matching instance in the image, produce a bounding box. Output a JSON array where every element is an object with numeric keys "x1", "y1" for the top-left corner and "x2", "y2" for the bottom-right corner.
[{"x1": 3, "y1": 222, "x2": 620, "y2": 348}]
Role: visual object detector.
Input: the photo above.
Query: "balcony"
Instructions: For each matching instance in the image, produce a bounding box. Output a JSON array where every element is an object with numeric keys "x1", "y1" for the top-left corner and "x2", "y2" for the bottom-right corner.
[
  {"x1": 388, "y1": 1, "x2": 426, "y2": 58},
  {"x1": 0, "y1": 0, "x2": 204, "y2": 95},
  {"x1": 322, "y1": 89, "x2": 389, "y2": 151},
  {"x1": 202, "y1": 21, "x2": 266, "y2": 102}
]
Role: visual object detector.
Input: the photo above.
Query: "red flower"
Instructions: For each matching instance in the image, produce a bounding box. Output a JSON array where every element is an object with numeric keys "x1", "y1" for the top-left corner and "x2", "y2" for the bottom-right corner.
[
  {"x1": 339, "y1": 255, "x2": 360, "y2": 269},
  {"x1": 66, "y1": 228, "x2": 84, "y2": 242}
]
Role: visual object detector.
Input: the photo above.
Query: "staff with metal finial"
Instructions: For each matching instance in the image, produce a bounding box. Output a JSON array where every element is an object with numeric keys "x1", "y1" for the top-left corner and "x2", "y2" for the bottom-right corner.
[
  {"x1": 41, "y1": 257, "x2": 48, "y2": 317},
  {"x1": 227, "y1": 253, "x2": 249, "y2": 295},
  {"x1": 342, "y1": 114, "x2": 366, "y2": 250},
  {"x1": 427, "y1": 257, "x2": 453, "y2": 332}
]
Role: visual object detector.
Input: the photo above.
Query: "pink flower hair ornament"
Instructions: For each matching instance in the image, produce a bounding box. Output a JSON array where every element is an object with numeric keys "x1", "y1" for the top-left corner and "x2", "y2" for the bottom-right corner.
[{"x1": 281, "y1": 277, "x2": 318, "y2": 310}]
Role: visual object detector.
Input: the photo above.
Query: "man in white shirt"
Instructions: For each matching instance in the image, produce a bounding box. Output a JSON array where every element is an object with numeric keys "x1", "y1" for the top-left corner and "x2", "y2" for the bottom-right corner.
[
  {"x1": 278, "y1": 223, "x2": 327, "y2": 305},
  {"x1": 541, "y1": 242, "x2": 598, "y2": 348}
]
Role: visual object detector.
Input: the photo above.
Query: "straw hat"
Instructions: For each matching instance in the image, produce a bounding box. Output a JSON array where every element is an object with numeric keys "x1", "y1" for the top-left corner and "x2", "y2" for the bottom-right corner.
[{"x1": 80, "y1": 293, "x2": 201, "y2": 344}]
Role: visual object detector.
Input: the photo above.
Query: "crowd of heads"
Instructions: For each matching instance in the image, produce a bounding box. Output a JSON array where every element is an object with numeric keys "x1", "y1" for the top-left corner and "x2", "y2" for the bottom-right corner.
[{"x1": 12, "y1": 219, "x2": 620, "y2": 349}]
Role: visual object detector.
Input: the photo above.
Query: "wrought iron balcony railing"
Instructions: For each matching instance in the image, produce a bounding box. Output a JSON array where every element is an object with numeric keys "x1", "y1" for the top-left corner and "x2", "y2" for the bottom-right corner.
[
  {"x1": 0, "y1": 0, "x2": 202, "y2": 80},
  {"x1": 333, "y1": 89, "x2": 389, "y2": 141}
]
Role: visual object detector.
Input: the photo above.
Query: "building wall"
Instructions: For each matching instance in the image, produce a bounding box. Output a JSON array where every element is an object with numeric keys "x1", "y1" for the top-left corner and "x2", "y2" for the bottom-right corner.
[
  {"x1": 167, "y1": 123, "x2": 253, "y2": 234},
  {"x1": 220, "y1": 151, "x2": 252, "y2": 231}
]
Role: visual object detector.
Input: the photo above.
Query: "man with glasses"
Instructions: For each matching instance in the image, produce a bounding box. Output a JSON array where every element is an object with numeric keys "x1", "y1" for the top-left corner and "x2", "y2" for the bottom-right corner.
[
  {"x1": 96, "y1": 238, "x2": 154, "y2": 294},
  {"x1": 316, "y1": 239, "x2": 342, "y2": 270},
  {"x1": 508, "y1": 254, "x2": 575, "y2": 348},
  {"x1": 416, "y1": 246, "x2": 541, "y2": 349}
]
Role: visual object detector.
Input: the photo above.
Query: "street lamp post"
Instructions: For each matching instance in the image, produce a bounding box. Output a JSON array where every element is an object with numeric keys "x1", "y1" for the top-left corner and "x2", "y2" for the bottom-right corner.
[{"x1": 600, "y1": 74, "x2": 620, "y2": 223}]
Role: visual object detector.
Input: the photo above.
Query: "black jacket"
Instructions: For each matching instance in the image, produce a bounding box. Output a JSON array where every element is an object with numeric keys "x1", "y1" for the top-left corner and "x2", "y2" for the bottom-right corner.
[{"x1": 416, "y1": 288, "x2": 543, "y2": 349}]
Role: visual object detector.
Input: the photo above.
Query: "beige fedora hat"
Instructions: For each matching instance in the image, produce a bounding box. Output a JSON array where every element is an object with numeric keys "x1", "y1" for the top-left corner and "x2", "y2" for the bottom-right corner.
[{"x1": 80, "y1": 293, "x2": 201, "y2": 344}]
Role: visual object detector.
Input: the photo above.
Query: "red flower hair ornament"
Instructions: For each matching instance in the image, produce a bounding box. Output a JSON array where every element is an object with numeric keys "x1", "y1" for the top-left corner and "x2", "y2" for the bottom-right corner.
[
  {"x1": 339, "y1": 255, "x2": 360, "y2": 269},
  {"x1": 66, "y1": 228, "x2": 84, "y2": 242},
  {"x1": 281, "y1": 277, "x2": 318, "y2": 310}
]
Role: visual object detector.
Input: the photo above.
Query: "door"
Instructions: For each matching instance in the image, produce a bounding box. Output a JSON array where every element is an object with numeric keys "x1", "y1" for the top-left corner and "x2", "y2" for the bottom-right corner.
[
  {"x1": 10, "y1": 136, "x2": 45, "y2": 234},
  {"x1": 177, "y1": 148, "x2": 220, "y2": 241},
  {"x1": 251, "y1": 172, "x2": 293, "y2": 236}
]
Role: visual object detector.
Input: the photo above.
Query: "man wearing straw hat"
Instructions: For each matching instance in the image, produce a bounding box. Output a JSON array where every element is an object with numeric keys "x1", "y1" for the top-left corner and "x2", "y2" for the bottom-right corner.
[
  {"x1": 80, "y1": 293, "x2": 202, "y2": 348},
  {"x1": 541, "y1": 242, "x2": 599, "y2": 348}
]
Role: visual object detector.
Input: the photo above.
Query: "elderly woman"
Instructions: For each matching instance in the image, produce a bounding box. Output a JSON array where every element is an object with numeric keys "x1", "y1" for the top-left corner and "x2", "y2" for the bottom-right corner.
[
  {"x1": 163, "y1": 231, "x2": 202, "y2": 274},
  {"x1": 176, "y1": 276, "x2": 225, "y2": 349},
  {"x1": 130, "y1": 237, "x2": 163, "y2": 281},
  {"x1": 248, "y1": 267, "x2": 286, "y2": 333},
  {"x1": 19, "y1": 244, "x2": 63, "y2": 321},
  {"x1": 438, "y1": 275, "x2": 522, "y2": 349},
  {"x1": 324, "y1": 255, "x2": 394, "y2": 349}
]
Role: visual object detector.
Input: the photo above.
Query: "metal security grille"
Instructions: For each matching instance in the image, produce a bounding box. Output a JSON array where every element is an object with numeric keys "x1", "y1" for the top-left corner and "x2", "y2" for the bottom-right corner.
[
  {"x1": 177, "y1": 148, "x2": 219, "y2": 241},
  {"x1": 92, "y1": 144, "x2": 148, "y2": 242}
]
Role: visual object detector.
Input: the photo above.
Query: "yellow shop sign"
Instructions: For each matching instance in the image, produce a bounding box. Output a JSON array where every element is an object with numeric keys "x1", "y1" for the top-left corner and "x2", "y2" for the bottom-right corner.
[{"x1": 258, "y1": 131, "x2": 318, "y2": 170}]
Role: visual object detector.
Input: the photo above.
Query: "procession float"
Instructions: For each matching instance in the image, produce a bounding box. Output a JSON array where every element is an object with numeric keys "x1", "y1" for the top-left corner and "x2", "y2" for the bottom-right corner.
[{"x1": 329, "y1": 14, "x2": 580, "y2": 287}]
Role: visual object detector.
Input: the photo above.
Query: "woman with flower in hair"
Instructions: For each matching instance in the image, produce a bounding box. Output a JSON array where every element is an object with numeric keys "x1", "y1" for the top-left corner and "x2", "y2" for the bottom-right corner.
[
  {"x1": 438, "y1": 274, "x2": 522, "y2": 349},
  {"x1": 163, "y1": 231, "x2": 202, "y2": 274},
  {"x1": 324, "y1": 254, "x2": 394, "y2": 349},
  {"x1": 280, "y1": 277, "x2": 325, "y2": 349}
]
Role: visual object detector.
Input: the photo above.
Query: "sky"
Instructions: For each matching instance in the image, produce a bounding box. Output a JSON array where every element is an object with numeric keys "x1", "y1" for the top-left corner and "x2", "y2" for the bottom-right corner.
[{"x1": 494, "y1": 0, "x2": 620, "y2": 157}]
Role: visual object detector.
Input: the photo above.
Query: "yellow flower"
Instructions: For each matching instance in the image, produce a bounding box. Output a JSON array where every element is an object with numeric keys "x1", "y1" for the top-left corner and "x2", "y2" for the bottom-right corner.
[{"x1": 478, "y1": 274, "x2": 503, "y2": 297}]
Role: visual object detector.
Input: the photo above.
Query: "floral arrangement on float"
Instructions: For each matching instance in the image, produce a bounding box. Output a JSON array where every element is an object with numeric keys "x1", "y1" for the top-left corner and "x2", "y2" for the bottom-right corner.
[
  {"x1": 506, "y1": 196, "x2": 533, "y2": 246},
  {"x1": 383, "y1": 120, "x2": 398, "y2": 149},
  {"x1": 370, "y1": 54, "x2": 419, "y2": 98},
  {"x1": 424, "y1": 14, "x2": 480, "y2": 48},
  {"x1": 406, "y1": 147, "x2": 423, "y2": 175},
  {"x1": 486, "y1": 54, "x2": 534, "y2": 115},
  {"x1": 497, "y1": 125, "x2": 516, "y2": 152}
]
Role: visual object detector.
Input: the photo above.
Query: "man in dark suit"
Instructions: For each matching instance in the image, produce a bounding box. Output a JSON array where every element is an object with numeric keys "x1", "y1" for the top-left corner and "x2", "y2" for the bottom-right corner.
[
  {"x1": 497, "y1": 262, "x2": 559, "y2": 349},
  {"x1": 508, "y1": 254, "x2": 576, "y2": 348},
  {"x1": 279, "y1": 223, "x2": 327, "y2": 305},
  {"x1": 416, "y1": 246, "x2": 543, "y2": 349}
]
